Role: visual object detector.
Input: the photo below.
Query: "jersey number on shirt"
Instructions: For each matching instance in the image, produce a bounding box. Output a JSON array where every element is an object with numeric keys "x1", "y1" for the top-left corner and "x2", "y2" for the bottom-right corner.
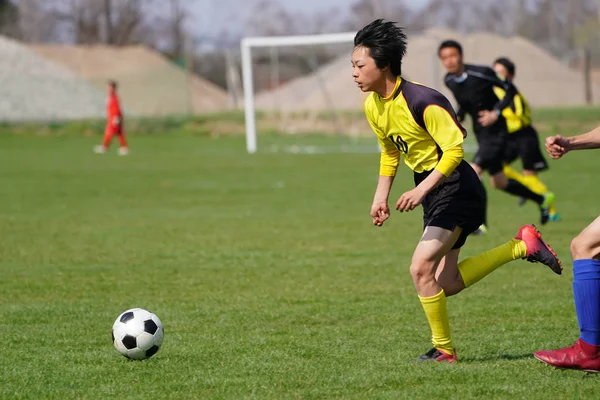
[{"x1": 391, "y1": 134, "x2": 409, "y2": 153}]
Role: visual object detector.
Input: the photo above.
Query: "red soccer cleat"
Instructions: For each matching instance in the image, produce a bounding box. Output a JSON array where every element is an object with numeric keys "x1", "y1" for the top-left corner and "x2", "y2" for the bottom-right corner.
[
  {"x1": 535, "y1": 339, "x2": 600, "y2": 373},
  {"x1": 413, "y1": 348, "x2": 458, "y2": 363},
  {"x1": 515, "y1": 224, "x2": 562, "y2": 275}
]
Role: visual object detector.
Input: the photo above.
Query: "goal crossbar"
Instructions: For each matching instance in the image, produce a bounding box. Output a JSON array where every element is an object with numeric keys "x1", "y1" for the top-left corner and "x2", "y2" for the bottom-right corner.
[{"x1": 241, "y1": 32, "x2": 356, "y2": 153}]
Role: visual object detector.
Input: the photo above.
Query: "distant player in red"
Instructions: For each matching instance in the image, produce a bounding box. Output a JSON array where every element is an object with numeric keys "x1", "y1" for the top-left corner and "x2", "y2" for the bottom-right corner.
[{"x1": 94, "y1": 80, "x2": 128, "y2": 155}]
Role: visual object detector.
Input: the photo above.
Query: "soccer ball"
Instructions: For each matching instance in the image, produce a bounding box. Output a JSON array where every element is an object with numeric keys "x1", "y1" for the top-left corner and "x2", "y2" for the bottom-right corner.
[{"x1": 112, "y1": 308, "x2": 164, "y2": 360}]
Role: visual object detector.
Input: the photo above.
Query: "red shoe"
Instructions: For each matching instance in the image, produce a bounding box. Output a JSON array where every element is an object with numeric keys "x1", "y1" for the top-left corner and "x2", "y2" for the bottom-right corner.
[
  {"x1": 413, "y1": 347, "x2": 458, "y2": 363},
  {"x1": 534, "y1": 339, "x2": 600, "y2": 373},
  {"x1": 515, "y1": 224, "x2": 562, "y2": 275}
]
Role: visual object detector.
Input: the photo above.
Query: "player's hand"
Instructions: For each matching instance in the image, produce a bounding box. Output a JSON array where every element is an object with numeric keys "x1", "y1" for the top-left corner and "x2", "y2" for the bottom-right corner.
[
  {"x1": 112, "y1": 117, "x2": 121, "y2": 126},
  {"x1": 396, "y1": 187, "x2": 426, "y2": 213},
  {"x1": 545, "y1": 135, "x2": 570, "y2": 159},
  {"x1": 370, "y1": 202, "x2": 390, "y2": 227},
  {"x1": 477, "y1": 110, "x2": 498, "y2": 127}
]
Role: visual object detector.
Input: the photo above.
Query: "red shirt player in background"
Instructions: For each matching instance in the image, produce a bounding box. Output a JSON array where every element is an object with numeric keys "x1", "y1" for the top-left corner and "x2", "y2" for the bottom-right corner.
[{"x1": 94, "y1": 80, "x2": 129, "y2": 155}]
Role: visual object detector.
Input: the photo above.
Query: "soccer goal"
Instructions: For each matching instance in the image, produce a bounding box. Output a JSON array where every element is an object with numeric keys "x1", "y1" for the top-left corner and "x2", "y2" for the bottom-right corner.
[{"x1": 241, "y1": 32, "x2": 376, "y2": 154}]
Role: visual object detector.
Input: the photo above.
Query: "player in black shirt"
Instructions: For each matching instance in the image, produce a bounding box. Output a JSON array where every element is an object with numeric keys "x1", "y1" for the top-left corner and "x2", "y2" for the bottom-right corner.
[{"x1": 438, "y1": 40, "x2": 554, "y2": 227}]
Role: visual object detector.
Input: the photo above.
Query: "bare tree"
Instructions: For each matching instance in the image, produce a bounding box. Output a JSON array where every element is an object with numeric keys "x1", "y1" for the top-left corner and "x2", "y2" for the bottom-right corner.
[{"x1": 0, "y1": 0, "x2": 20, "y2": 38}]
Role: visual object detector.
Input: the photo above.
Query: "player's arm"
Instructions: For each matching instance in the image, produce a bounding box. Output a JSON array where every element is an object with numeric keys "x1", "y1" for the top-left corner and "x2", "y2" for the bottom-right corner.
[
  {"x1": 512, "y1": 93, "x2": 524, "y2": 117},
  {"x1": 488, "y1": 70, "x2": 518, "y2": 114},
  {"x1": 109, "y1": 97, "x2": 122, "y2": 125},
  {"x1": 477, "y1": 69, "x2": 518, "y2": 126},
  {"x1": 367, "y1": 108, "x2": 400, "y2": 226},
  {"x1": 424, "y1": 104, "x2": 465, "y2": 180},
  {"x1": 456, "y1": 106, "x2": 466, "y2": 123},
  {"x1": 546, "y1": 125, "x2": 600, "y2": 158},
  {"x1": 396, "y1": 103, "x2": 465, "y2": 212}
]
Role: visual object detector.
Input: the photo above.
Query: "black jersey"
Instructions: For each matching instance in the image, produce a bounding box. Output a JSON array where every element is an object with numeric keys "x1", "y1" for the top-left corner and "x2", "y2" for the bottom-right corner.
[{"x1": 444, "y1": 64, "x2": 517, "y2": 133}]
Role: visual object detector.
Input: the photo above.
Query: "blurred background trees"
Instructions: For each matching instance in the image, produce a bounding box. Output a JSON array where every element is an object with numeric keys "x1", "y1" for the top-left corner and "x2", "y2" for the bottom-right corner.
[{"x1": 3, "y1": 0, "x2": 599, "y2": 91}]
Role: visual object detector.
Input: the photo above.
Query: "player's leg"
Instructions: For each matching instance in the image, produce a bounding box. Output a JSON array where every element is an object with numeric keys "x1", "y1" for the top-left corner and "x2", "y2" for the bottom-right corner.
[
  {"x1": 489, "y1": 165, "x2": 554, "y2": 225},
  {"x1": 535, "y1": 217, "x2": 600, "y2": 372},
  {"x1": 518, "y1": 127, "x2": 559, "y2": 220},
  {"x1": 116, "y1": 130, "x2": 129, "y2": 155},
  {"x1": 435, "y1": 224, "x2": 561, "y2": 298},
  {"x1": 477, "y1": 137, "x2": 553, "y2": 227},
  {"x1": 95, "y1": 125, "x2": 114, "y2": 153},
  {"x1": 411, "y1": 226, "x2": 462, "y2": 362},
  {"x1": 502, "y1": 134, "x2": 530, "y2": 206},
  {"x1": 470, "y1": 157, "x2": 488, "y2": 234}
]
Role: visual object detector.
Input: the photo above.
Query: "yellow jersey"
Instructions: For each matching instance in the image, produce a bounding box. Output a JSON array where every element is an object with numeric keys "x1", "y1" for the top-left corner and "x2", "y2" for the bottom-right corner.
[
  {"x1": 364, "y1": 77, "x2": 466, "y2": 176},
  {"x1": 493, "y1": 86, "x2": 532, "y2": 133}
]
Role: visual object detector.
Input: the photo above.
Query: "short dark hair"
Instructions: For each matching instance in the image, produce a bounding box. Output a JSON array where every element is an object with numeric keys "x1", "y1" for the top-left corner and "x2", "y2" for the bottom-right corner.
[
  {"x1": 108, "y1": 80, "x2": 118, "y2": 89},
  {"x1": 438, "y1": 40, "x2": 462, "y2": 56},
  {"x1": 354, "y1": 19, "x2": 407, "y2": 77},
  {"x1": 493, "y1": 57, "x2": 515, "y2": 76}
]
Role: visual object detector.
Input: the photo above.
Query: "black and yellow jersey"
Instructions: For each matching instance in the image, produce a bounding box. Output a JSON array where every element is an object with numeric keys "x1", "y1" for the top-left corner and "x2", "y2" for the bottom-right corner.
[
  {"x1": 364, "y1": 77, "x2": 466, "y2": 176},
  {"x1": 444, "y1": 64, "x2": 517, "y2": 133},
  {"x1": 493, "y1": 86, "x2": 532, "y2": 133}
]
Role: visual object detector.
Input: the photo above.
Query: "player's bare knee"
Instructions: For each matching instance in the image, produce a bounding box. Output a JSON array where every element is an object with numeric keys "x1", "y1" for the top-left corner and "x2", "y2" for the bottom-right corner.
[
  {"x1": 570, "y1": 233, "x2": 600, "y2": 260},
  {"x1": 409, "y1": 261, "x2": 435, "y2": 286},
  {"x1": 490, "y1": 175, "x2": 507, "y2": 189}
]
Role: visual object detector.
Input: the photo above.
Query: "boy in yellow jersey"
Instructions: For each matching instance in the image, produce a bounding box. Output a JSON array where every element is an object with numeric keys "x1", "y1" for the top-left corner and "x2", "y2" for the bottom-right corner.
[
  {"x1": 352, "y1": 19, "x2": 562, "y2": 362},
  {"x1": 492, "y1": 58, "x2": 559, "y2": 221}
]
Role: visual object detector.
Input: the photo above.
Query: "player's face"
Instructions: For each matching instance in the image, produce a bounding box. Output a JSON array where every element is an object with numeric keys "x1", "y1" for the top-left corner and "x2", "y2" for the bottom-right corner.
[
  {"x1": 439, "y1": 47, "x2": 462, "y2": 74},
  {"x1": 351, "y1": 46, "x2": 385, "y2": 92},
  {"x1": 493, "y1": 63, "x2": 513, "y2": 80}
]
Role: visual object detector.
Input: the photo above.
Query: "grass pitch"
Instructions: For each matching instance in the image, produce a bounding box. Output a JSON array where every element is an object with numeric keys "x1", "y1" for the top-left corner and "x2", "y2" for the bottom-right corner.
[{"x1": 1, "y1": 109, "x2": 599, "y2": 399}]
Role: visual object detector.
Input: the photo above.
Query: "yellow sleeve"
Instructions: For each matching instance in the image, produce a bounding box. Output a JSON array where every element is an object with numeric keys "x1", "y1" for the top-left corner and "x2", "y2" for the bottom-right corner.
[
  {"x1": 365, "y1": 99, "x2": 400, "y2": 177},
  {"x1": 423, "y1": 105, "x2": 465, "y2": 176},
  {"x1": 423, "y1": 105, "x2": 465, "y2": 151},
  {"x1": 513, "y1": 94, "x2": 523, "y2": 118},
  {"x1": 434, "y1": 145, "x2": 464, "y2": 177},
  {"x1": 377, "y1": 135, "x2": 400, "y2": 177}
]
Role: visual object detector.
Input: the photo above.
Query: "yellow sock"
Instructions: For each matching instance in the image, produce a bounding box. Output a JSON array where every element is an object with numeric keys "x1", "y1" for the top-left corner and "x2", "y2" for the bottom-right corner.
[
  {"x1": 419, "y1": 290, "x2": 453, "y2": 355},
  {"x1": 521, "y1": 175, "x2": 549, "y2": 196},
  {"x1": 503, "y1": 165, "x2": 527, "y2": 185},
  {"x1": 458, "y1": 239, "x2": 527, "y2": 287}
]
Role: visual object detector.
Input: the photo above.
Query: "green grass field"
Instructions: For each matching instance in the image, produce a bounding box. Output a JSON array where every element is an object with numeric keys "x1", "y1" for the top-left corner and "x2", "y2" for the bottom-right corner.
[{"x1": 1, "y1": 109, "x2": 599, "y2": 399}]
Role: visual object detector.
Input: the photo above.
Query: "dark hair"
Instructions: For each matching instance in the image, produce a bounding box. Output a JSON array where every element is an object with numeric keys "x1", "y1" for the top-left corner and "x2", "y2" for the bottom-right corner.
[
  {"x1": 354, "y1": 19, "x2": 407, "y2": 77},
  {"x1": 438, "y1": 40, "x2": 462, "y2": 56},
  {"x1": 493, "y1": 57, "x2": 515, "y2": 76},
  {"x1": 108, "y1": 80, "x2": 118, "y2": 89}
]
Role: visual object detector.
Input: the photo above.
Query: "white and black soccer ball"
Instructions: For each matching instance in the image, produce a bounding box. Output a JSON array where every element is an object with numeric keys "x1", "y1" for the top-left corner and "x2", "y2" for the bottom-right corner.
[{"x1": 112, "y1": 308, "x2": 164, "y2": 360}]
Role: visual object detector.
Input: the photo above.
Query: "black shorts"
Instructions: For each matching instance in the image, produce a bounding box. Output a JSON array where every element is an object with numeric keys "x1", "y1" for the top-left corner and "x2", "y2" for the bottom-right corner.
[
  {"x1": 414, "y1": 160, "x2": 486, "y2": 250},
  {"x1": 504, "y1": 126, "x2": 549, "y2": 172},
  {"x1": 472, "y1": 125, "x2": 507, "y2": 175}
]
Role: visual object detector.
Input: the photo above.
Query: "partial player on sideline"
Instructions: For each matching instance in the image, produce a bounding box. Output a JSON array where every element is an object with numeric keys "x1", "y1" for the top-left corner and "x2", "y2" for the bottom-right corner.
[
  {"x1": 535, "y1": 125, "x2": 600, "y2": 372},
  {"x1": 95, "y1": 80, "x2": 129, "y2": 156}
]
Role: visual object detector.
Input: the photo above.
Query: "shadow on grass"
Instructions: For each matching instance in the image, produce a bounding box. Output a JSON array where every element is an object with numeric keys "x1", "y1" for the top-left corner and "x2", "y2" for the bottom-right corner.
[{"x1": 460, "y1": 353, "x2": 533, "y2": 362}]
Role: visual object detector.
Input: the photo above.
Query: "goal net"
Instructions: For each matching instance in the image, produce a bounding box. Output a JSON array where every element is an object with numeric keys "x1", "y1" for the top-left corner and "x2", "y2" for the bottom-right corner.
[{"x1": 241, "y1": 32, "x2": 379, "y2": 154}]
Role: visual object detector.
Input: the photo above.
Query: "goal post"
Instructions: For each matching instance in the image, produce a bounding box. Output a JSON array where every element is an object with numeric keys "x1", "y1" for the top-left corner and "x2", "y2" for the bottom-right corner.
[{"x1": 241, "y1": 32, "x2": 357, "y2": 154}]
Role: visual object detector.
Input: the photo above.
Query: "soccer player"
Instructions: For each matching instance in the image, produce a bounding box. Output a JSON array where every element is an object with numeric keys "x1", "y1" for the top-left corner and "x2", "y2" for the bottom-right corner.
[
  {"x1": 438, "y1": 41, "x2": 554, "y2": 229},
  {"x1": 94, "y1": 80, "x2": 129, "y2": 156},
  {"x1": 492, "y1": 57, "x2": 559, "y2": 221},
  {"x1": 535, "y1": 125, "x2": 600, "y2": 372},
  {"x1": 352, "y1": 19, "x2": 561, "y2": 362}
]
